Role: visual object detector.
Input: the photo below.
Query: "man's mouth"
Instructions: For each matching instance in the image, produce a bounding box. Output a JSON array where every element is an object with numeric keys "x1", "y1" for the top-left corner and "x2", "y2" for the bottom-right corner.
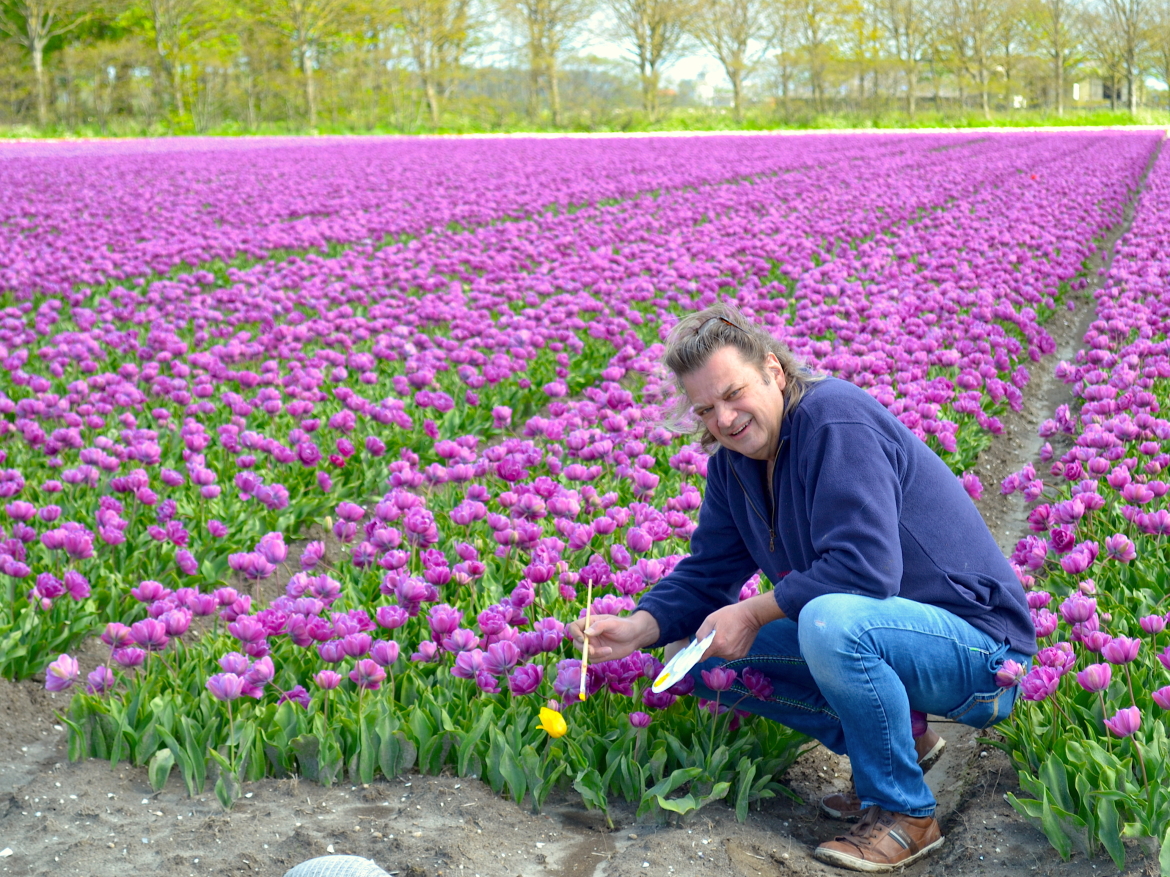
[{"x1": 729, "y1": 419, "x2": 751, "y2": 437}]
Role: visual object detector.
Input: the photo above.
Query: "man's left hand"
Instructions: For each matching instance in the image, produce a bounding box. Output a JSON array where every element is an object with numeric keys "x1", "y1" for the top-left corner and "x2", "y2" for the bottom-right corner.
[{"x1": 695, "y1": 593, "x2": 787, "y2": 662}]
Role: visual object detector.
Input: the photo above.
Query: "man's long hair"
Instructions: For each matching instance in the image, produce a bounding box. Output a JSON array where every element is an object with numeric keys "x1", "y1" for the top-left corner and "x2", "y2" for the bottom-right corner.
[{"x1": 663, "y1": 302, "x2": 825, "y2": 453}]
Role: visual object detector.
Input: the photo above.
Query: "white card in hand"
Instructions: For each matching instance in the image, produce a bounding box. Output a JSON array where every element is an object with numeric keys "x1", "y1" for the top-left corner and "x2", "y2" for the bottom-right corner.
[{"x1": 651, "y1": 628, "x2": 716, "y2": 693}]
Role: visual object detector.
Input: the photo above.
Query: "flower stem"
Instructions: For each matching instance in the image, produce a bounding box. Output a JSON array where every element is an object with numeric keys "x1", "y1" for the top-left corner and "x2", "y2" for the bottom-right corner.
[
  {"x1": 1132, "y1": 736, "x2": 1151, "y2": 794},
  {"x1": 1122, "y1": 663, "x2": 1141, "y2": 710}
]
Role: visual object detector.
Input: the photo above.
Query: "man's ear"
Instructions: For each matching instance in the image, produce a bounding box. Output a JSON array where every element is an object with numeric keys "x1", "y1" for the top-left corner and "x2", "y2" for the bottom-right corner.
[{"x1": 764, "y1": 353, "x2": 786, "y2": 390}]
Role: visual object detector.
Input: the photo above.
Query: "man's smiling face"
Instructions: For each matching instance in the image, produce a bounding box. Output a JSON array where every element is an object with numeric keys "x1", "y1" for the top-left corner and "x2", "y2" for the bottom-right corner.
[{"x1": 682, "y1": 346, "x2": 787, "y2": 461}]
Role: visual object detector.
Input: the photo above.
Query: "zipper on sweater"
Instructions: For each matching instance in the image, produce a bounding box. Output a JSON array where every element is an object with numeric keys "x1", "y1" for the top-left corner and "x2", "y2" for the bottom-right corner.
[{"x1": 728, "y1": 461, "x2": 775, "y2": 552}]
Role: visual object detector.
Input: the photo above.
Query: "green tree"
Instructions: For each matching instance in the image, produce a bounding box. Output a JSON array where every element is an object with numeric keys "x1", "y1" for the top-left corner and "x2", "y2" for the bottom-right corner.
[
  {"x1": 0, "y1": 0, "x2": 90, "y2": 125},
  {"x1": 607, "y1": 0, "x2": 693, "y2": 118}
]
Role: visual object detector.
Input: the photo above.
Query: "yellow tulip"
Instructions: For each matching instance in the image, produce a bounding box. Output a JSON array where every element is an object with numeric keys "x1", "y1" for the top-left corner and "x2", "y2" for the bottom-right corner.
[{"x1": 536, "y1": 706, "x2": 568, "y2": 738}]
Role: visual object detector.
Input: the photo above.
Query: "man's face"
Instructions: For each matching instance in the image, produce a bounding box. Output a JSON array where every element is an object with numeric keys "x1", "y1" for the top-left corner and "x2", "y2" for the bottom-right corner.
[{"x1": 682, "y1": 346, "x2": 787, "y2": 462}]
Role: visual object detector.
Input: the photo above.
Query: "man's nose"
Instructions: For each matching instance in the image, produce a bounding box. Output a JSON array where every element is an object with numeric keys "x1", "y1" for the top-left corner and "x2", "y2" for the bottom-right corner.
[{"x1": 716, "y1": 405, "x2": 736, "y2": 428}]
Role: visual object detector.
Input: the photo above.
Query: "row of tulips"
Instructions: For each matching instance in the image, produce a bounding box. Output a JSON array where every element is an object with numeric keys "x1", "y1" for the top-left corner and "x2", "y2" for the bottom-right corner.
[
  {"x1": 1, "y1": 133, "x2": 1160, "y2": 820},
  {"x1": 995, "y1": 141, "x2": 1170, "y2": 874}
]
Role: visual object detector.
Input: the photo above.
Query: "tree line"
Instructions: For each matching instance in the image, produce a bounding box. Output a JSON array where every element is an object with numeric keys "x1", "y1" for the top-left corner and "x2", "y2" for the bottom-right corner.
[{"x1": 2, "y1": 0, "x2": 1170, "y2": 133}]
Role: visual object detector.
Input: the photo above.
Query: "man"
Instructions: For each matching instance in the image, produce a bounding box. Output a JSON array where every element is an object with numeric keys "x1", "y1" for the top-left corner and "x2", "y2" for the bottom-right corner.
[{"x1": 569, "y1": 303, "x2": 1036, "y2": 872}]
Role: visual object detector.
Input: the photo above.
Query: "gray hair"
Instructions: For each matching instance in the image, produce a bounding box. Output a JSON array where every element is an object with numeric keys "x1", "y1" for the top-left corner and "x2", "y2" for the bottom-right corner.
[{"x1": 662, "y1": 302, "x2": 825, "y2": 453}]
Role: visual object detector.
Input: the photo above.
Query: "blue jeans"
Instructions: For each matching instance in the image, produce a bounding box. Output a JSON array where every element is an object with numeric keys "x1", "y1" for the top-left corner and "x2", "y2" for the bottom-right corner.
[{"x1": 690, "y1": 593, "x2": 1029, "y2": 817}]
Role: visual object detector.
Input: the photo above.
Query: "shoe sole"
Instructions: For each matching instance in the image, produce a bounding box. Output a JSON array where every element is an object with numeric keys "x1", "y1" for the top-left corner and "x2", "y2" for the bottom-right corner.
[
  {"x1": 813, "y1": 835, "x2": 945, "y2": 872},
  {"x1": 820, "y1": 798, "x2": 865, "y2": 820},
  {"x1": 819, "y1": 737, "x2": 948, "y2": 821},
  {"x1": 916, "y1": 736, "x2": 947, "y2": 774}
]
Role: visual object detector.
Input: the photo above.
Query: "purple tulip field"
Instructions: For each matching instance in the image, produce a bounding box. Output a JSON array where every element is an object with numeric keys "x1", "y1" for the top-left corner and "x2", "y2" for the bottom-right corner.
[{"x1": 3, "y1": 132, "x2": 1170, "y2": 862}]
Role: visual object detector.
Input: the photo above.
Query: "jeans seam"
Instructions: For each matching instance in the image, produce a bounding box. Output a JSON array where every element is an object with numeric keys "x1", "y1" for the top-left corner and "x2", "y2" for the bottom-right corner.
[
  {"x1": 856, "y1": 641, "x2": 912, "y2": 814},
  {"x1": 849, "y1": 621, "x2": 997, "y2": 655}
]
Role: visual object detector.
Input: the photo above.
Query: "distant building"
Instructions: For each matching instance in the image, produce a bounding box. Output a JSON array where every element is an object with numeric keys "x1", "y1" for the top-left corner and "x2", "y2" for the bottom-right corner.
[
  {"x1": 694, "y1": 71, "x2": 715, "y2": 107},
  {"x1": 1072, "y1": 78, "x2": 1128, "y2": 105}
]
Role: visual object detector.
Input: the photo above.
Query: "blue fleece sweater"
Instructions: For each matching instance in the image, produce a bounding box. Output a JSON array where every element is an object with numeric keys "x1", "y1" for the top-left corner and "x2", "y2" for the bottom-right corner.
[{"x1": 637, "y1": 377, "x2": 1037, "y2": 656}]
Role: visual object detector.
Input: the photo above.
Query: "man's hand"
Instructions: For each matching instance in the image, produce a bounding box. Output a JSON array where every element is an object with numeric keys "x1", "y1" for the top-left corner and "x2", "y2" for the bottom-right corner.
[
  {"x1": 695, "y1": 593, "x2": 786, "y2": 662},
  {"x1": 567, "y1": 610, "x2": 660, "y2": 663}
]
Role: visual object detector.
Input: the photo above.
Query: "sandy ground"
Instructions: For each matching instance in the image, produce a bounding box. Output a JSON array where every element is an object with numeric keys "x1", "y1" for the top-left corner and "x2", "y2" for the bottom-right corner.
[{"x1": 2, "y1": 150, "x2": 1164, "y2": 877}]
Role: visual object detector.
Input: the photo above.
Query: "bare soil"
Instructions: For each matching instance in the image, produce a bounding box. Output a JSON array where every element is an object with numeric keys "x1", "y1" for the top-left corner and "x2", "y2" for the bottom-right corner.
[{"x1": 2, "y1": 154, "x2": 1163, "y2": 877}]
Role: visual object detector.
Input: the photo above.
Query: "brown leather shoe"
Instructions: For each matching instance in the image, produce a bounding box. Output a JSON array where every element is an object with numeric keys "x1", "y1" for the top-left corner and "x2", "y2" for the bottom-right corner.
[
  {"x1": 814, "y1": 806, "x2": 944, "y2": 872},
  {"x1": 820, "y1": 727, "x2": 946, "y2": 820}
]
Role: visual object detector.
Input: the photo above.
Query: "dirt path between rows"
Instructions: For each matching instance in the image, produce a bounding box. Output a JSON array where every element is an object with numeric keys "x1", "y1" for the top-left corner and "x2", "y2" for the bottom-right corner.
[{"x1": 2, "y1": 155, "x2": 1164, "y2": 877}]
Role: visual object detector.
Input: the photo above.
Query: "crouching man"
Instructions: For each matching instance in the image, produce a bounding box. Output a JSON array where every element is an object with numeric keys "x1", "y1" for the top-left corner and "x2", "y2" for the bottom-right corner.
[{"x1": 569, "y1": 303, "x2": 1035, "y2": 872}]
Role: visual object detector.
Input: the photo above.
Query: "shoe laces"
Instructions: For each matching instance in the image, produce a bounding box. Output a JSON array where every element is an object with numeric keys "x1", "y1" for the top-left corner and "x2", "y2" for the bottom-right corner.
[{"x1": 840, "y1": 806, "x2": 894, "y2": 846}]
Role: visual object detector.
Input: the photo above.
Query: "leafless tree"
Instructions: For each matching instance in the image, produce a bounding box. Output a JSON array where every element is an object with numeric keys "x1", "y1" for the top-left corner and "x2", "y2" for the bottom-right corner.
[
  {"x1": 0, "y1": 0, "x2": 89, "y2": 125},
  {"x1": 1030, "y1": 0, "x2": 1080, "y2": 113},
  {"x1": 948, "y1": 0, "x2": 999, "y2": 116},
  {"x1": 398, "y1": 0, "x2": 475, "y2": 126},
  {"x1": 1152, "y1": 0, "x2": 1170, "y2": 109},
  {"x1": 608, "y1": 0, "x2": 693, "y2": 118},
  {"x1": 1082, "y1": 3, "x2": 1126, "y2": 105},
  {"x1": 688, "y1": 0, "x2": 772, "y2": 121},
  {"x1": 996, "y1": 0, "x2": 1027, "y2": 103},
  {"x1": 1100, "y1": 0, "x2": 1149, "y2": 110},
  {"x1": 794, "y1": 0, "x2": 834, "y2": 112},
  {"x1": 838, "y1": 0, "x2": 884, "y2": 112},
  {"x1": 767, "y1": 0, "x2": 801, "y2": 118},
  {"x1": 882, "y1": 0, "x2": 931, "y2": 115},
  {"x1": 499, "y1": 0, "x2": 596, "y2": 124}
]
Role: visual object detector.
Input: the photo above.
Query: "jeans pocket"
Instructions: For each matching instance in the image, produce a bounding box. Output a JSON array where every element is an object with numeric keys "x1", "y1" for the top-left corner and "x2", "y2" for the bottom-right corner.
[{"x1": 945, "y1": 685, "x2": 1017, "y2": 729}]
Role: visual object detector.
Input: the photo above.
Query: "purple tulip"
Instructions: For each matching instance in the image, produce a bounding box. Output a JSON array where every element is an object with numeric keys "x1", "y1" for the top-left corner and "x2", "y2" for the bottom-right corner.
[
  {"x1": 442, "y1": 628, "x2": 480, "y2": 653},
  {"x1": 1019, "y1": 666, "x2": 1061, "y2": 702},
  {"x1": 1104, "y1": 534, "x2": 1137, "y2": 562},
  {"x1": 86, "y1": 665, "x2": 115, "y2": 695},
  {"x1": 507, "y1": 663, "x2": 544, "y2": 695},
  {"x1": 629, "y1": 711, "x2": 652, "y2": 728},
  {"x1": 1076, "y1": 663, "x2": 1112, "y2": 693},
  {"x1": 45, "y1": 654, "x2": 80, "y2": 692},
  {"x1": 1037, "y1": 643, "x2": 1076, "y2": 674},
  {"x1": 370, "y1": 639, "x2": 400, "y2": 666},
  {"x1": 63, "y1": 571, "x2": 90, "y2": 600},
  {"x1": 1082, "y1": 630, "x2": 1114, "y2": 653},
  {"x1": 1101, "y1": 636, "x2": 1141, "y2": 665},
  {"x1": 257, "y1": 532, "x2": 288, "y2": 565},
  {"x1": 111, "y1": 647, "x2": 146, "y2": 669},
  {"x1": 317, "y1": 640, "x2": 346, "y2": 664},
  {"x1": 1103, "y1": 706, "x2": 1141, "y2": 738},
  {"x1": 129, "y1": 618, "x2": 169, "y2": 651},
  {"x1": 741, "y1": 666, "x2": 775, "y2": 699},
  {"x1": 341, "y1": 633, "x2": 372, "y2": 658},
  {"x1": 1031, "y1": 608, "x2": 1059, "y2": 638},
  {"x1": 1152, "y1": 686, "x2": 1170, "y2": 710},
  {"x1": 206, "y1": 672, "x2": 245, "y2": 702},
  {"x1": 160, "y1": 608, "x2": 192, "y2": 637},
  {"x1": 995, "y1": 659, "x2": 1027, "y2": 688},
  {"x1": 483, "y1": 640, "x2": 521, "y2": 675},
  {"x1": 428, "y1": 603, "x2": 463, "y2": 636},
  {"x1": 245, "y1": 656, "x2": 275, "y2": 688},
  {"x1": 701, "y1": 667, "x2": 737, "y2": 693},
  {"x1": 131, "y1": 579, "x2": 172, "y2": 603},
  {"x1": 1059, "y1": 594, "x2": 1097, "y2": 625},
  {"x1": 278, "y1": 686, "x2": 312, "y2": 709},
  {"x1": 1139, "y1": 614, "x2": 1166, "y2": 635},
  {"x1": 219, "y1": 651, "x2": 250, "y2": 675},
  {"x1": 101, "y1": 622, "x2": 132, "y2": 649},
  {"x1": 349, "y1": 659, "x2": 386, "y2": 690},
  {"x1": 314, "y1": 670, "x2": 342, "y2": 690}
]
